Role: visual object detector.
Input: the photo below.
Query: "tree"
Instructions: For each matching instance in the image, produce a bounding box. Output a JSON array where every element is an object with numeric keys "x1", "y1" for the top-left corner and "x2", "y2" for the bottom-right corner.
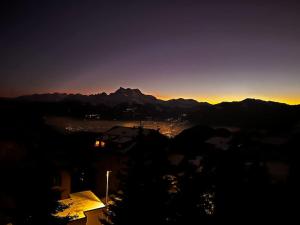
[{"x1": 102, "y1": 130, "x2": 172, "y2": 225}]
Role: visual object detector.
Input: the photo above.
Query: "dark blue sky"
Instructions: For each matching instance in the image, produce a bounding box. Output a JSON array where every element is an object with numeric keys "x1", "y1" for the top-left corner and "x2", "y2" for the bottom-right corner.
[{"x1": 1, "y1": 0, "x2": 300, "y2": 104}]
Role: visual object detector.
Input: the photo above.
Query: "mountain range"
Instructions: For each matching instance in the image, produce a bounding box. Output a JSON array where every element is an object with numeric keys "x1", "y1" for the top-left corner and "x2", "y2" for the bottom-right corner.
[
  {"x1": 15, "y1": 87, "x2": 206, "y2": 108},
  {"x1": 1, "y1": 87, "x2": 300, "y2": 129},
  {"x1": 13, "y1": 87, "x2": 299, "y2": 108}
]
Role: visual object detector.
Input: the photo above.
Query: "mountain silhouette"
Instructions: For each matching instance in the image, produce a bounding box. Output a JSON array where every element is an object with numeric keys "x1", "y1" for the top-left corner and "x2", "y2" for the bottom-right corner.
[
  {"x1": 15, "y1": 87, "x2": 208, "y2": 108},
  {"x1": 2, "y1": 88, "x2": 299, "y2": 129}
]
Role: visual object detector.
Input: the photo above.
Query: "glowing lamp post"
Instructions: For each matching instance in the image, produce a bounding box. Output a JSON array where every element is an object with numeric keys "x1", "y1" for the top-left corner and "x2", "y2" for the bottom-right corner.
[{"x1": 106, "y1": 170, "x2": 112, "y2": 206}]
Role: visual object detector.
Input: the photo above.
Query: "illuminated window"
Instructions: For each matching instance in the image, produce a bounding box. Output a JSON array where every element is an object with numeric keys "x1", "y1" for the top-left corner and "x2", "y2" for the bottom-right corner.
[
  {"x1": 100, "y1": 141, "x2": 106, "y2": 148},
  {"x1": 95, "y1": 140, "x2": 100, "y2": 147},
  {"x1": 95, "y1": 140, "x2": 106, "y2": 148}
]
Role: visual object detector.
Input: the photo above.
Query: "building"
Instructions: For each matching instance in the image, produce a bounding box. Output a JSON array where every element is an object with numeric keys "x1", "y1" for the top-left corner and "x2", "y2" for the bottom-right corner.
[
  {"x1": 51, "y1": 126, "x2": 162, "y2": 212},
  {"x1": 92, "y1": 126, "x2": 157, "y2": 195},
  {"x1": 94, "y1": 126, "x2": 153, "y2": 153},
  {"x1": 53, "y1": 190, "x2": 105, "y2": 225}
]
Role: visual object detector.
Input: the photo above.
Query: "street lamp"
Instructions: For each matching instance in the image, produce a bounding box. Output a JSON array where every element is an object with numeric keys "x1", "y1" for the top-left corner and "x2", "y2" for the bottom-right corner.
[{"x1": 106, "y1": 170, "x2": 112, "y2": 206}]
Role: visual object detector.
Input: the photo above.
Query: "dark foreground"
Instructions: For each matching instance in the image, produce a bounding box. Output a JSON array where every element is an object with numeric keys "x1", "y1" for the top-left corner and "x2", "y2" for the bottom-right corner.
[{"x1": 0, "y1": 102, "x2": 299, "y2": 225}]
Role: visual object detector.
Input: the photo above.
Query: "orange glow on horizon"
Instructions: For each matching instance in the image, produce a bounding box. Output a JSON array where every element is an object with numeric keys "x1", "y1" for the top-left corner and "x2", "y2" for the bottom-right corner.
[{"x1": 152, "y1": 94, "x2": 300, "y2": 105}]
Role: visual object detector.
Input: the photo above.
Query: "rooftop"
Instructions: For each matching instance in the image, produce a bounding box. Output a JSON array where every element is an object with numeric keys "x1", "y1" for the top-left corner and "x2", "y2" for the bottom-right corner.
[{"x1": 53, "y1": 190, "x2": 105, "y2": 221}]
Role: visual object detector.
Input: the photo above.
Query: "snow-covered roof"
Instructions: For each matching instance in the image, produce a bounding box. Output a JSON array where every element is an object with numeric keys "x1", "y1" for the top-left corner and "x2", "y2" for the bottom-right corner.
[
  {"x1": 206, "y1": 136, "x2": 232, "y2": 150},
  {"x1": 100, "y1": 126, "x2": 153, "y2": 145},
  {"x1": 53, "y1": 190, "x2": 105, "y2": 221},
  {"x1": 260, "y1": 136, "x2": 288, "y2": 145},
  {"x1": 105, "y1": 126, "x2": 151, "y2": 137}
]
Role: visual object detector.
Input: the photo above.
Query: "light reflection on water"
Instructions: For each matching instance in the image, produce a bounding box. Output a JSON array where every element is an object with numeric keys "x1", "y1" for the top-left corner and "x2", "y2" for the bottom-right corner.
[{"x1": 45, "y1": 116, "x2": 192, "y2": 137}]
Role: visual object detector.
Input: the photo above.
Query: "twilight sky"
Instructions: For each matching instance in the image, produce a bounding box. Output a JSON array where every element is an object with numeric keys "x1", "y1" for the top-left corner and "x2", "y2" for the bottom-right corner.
[{"x1": 1, "y1": 0, "x2": 300, "y2": 104}]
